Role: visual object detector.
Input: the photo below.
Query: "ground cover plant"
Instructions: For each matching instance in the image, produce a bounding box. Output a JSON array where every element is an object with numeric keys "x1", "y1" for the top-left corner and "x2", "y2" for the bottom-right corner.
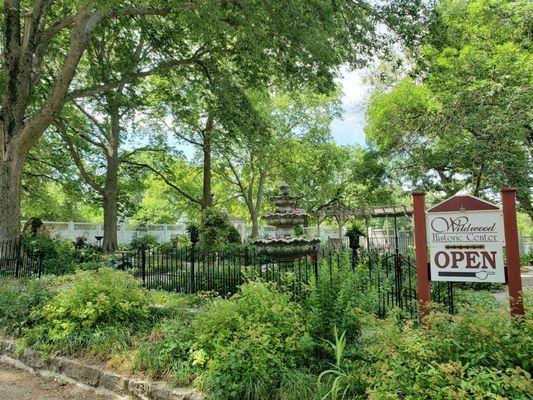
[
  {"x1": 21, "y1": 268, "x2": 152, "y2": 355},
  {"x1": 192, "y1": 281, "x2": 314, "y2": 399},
  {"x1": 1, "y1": 267, "x2": 531, "y2": 400},
  {"x1": 0, "y1": 278, "x2": 52, "y2": 337}
]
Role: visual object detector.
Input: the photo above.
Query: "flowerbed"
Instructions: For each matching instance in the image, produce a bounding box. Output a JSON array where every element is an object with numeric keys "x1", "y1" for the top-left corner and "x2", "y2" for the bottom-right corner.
[{"x1": 0, "y1": 269, "x2": 531, "y2": 400}]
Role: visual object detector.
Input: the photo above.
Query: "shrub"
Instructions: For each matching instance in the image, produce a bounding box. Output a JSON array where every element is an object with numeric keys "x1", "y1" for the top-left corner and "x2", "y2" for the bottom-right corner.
[
  {"x1": 129, "y1": 234, "x2": 158, "y2": 250},
  {"x1": 192, "y1": 281, "x2": 313, "y2": 399},
  {"x1": 352, "y1": 307, "x2": 533, "y2": 399},
  {"x1": 22, "y1": 234, "x2": 102, "y2": 275},
  {"x1": 0, "y1": 279, "x2": 52, "y2": 337},
  {"x1": 22, "y1": 217, "x2": 46, "y2": 237},
  {"x1": 132, "y1": 313, "x2": 197, "y2": 385},
  {"x1": 227, "y1": 224, "x2": 242, "y2": 244},
  {"x1": 24, "y1": 268, "x2": 151, "y2": 354},
  {"x1": 307, "y1": 256, "x2": 377, "y2": 347},
  {"x1": 198, "y1": 208, "x2": 237, "y2": 251}
]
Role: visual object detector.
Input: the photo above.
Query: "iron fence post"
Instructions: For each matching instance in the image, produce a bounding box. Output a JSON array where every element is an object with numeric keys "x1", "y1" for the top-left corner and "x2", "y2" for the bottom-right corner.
[
  {"x1": 448, "y1": 282, "x2": 454, "y2": 314},
  {"x1": 190, "y1": 243, "x2": 196, "y2": 294},
  {"x1": 15, "y1": 235, "x2": 23, "y2": 278},
  {"x1": 37, "y1": 251, "x2": 43, "y2": 278},
  {"x1": 141, "y1": 246, "x2": 146, "y2": 285},
  {"x1": 244, "y1": 246, "x2": 249, "y2": 267},
  {"x1": 351, "y1": 247, "x2": 358, "y2": 271},
  {"x1": 313, "y1": 246, "x2": 319, "y2": 283}
]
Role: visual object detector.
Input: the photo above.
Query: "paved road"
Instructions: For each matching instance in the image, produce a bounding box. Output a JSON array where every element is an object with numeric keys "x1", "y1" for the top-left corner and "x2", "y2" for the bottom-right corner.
[{"x1": 0, "y1": 363, "x2": 116, "y2": 400}]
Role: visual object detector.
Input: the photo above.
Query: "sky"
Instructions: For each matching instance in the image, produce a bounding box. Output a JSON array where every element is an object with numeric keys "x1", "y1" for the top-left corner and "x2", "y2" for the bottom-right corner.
[{"x1": 330, "y1": 68, "x2": 372, "y2": 147}]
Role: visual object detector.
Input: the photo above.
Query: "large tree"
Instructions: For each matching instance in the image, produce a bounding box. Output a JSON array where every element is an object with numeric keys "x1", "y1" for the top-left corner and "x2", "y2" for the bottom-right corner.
[
  {"x1": 366, "y1": 0, "x2": 532, "y2": 218},
  {"x1": 1, "y1": 0, "x2": 388, "y2": 241},
  {"x1": 57, "y1": 19, "x2": 161, "y2": 251},
  {"x1": 0, "y1": 1, "x2": 178, "y2": 240},
  {"x1": 215, "y1": 90, "x2": 341, "y2": 237}
]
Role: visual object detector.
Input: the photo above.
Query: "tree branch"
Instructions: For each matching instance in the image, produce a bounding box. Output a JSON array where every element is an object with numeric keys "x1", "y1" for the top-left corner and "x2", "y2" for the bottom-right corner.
[
  {"x1": 56, "y1": 122, "x2": 104, "y2": 195},
  {"x1": 119, "y1": 146, "x2": 166, "y2": 161},
  {"x1": 72, "y1": 101, "x2": 107, "y2": 137},
  {"x1": 123, "y1": 159, "x2": 202, "y2": 205},
  {"x1": 67, "y1": 54, "x2": 204, "y2": 100},
  {"x1": 22, "y1": 171, "x2": 62, "y2": 183},
  {"x1": 19, "y1": 6, "x2": 105, "y2": 153}
]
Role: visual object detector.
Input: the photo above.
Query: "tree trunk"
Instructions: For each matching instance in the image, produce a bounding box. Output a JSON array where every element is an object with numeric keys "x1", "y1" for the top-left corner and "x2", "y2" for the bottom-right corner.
[
  {"x1": 0, "y1": 145, "x2": 24, "y2": 240},
  {"x1": 202, "y1": 130, "x2": 212, "y2": 209},
  {"x1": 102, "y1": 189, "x2": 118, "y2": 252},
  {"x1": 251, "y1": 210, "x2": 260, "y2": 239},
  {"x1": 102, "y1": 109, "x2": 120, "y2": 252}
]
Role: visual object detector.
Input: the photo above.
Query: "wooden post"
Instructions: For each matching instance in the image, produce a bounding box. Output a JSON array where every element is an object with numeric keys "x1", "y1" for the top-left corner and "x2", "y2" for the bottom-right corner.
[
  {"x1": 501, "y1": 188, "x2": 525, "y2": 317},
  {"x1": 413, "y1": 192, "x2": 431, "y2": 321}
]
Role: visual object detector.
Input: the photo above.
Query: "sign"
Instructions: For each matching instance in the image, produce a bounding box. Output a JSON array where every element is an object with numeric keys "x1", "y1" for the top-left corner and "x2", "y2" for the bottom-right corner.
[
  {"x1": 427, "y1": 196, "x2": 505, "y2": 283},
  {"x1": 413, "y1": 190, "x2": 524, "y2": 320}
]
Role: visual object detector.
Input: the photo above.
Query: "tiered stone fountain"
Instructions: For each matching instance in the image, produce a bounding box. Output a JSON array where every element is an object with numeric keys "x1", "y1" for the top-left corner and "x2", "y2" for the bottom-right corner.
[{"x1": 253, "y1": 182, "x2": 320, "y2": 266}]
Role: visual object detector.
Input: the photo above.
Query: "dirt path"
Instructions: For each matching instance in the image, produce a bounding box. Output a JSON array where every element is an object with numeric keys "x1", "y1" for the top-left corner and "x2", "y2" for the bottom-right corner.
[{"x1": 0, "y1": 363, "x2": 117, "y2": 400}]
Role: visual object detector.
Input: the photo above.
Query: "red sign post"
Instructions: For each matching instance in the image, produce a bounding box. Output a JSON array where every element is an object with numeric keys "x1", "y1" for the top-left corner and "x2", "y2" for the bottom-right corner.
[
  {"x1": 412, "y1": 189, "x2": 525, "y2": 321},
  {"x1": 501, "y1": 188, "x2": 525, "y2": 317},
  {"x1": 413, "y1": 192, "x2": 431, "y2": 320}
]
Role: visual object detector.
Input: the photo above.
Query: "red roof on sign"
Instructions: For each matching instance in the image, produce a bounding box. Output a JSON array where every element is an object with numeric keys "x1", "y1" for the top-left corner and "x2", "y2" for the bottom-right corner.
[{"x1": 427, "y1": 194, "x2": 499, "y2": 212}]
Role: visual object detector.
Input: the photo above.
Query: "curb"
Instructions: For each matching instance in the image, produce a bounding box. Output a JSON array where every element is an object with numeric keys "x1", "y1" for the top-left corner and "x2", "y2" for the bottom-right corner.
[{"x1": 0, "y1": 339, "x2": 203, "y2": 400}]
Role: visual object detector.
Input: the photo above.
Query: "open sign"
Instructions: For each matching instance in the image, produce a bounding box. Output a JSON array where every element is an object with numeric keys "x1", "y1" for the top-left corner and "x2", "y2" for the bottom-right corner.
[{"x1": 426, "y1": 197, "x2": 506, "y2": 283}]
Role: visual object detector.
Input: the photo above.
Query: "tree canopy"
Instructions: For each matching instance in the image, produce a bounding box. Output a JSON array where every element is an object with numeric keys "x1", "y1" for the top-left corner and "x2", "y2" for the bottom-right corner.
[{"x1": 366, "y1": 0, "x2": 532, "y2": 219}]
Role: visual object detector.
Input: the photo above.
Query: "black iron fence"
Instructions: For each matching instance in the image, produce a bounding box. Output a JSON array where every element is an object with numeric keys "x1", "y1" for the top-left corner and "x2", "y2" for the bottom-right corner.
[
  {"x1": 0, "y1": 238, "x2": 454, "y2": 318},
  {"x1": 115, "y1": 244, "x2": 453, "y2": 318},
  {"x1": 0, "y1": 236, "x2": 44, "y2": 278}
]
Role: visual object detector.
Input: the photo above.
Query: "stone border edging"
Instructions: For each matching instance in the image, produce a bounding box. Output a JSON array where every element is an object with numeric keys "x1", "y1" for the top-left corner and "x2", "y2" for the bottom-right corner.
[{"x1": 0, "y1": 339, "x2": 203, "y2": 400}]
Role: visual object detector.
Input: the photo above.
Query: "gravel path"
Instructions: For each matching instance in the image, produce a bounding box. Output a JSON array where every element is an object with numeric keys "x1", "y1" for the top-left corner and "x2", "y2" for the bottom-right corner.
[
  {"x1": 0, "y1": 363, "x2": 117, "y2": 400},
  {"x1": 493, "y1": 270, "x2": 533, "y2": 303}
]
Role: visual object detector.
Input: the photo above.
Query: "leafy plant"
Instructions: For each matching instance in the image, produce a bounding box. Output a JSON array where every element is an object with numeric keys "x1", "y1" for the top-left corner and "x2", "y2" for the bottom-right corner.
[
  {"x1": 24, "y1": 268, "x2": 151, "y2": 354},
  {"x1": 318, "y1": 328, "x2": 361, "y2": 400},
  {"x1": 356, "y1": 306, "x2": 533, "y2": 399},
  {"x1": 22, "y1": 217, "x2": 46, "y2": 237},
  {"x1": 307, "y1": 257, "x2": 376, "y2": 348},
  {"x1": 192, "y1": 281, "x2": 313, "y2": 399},
  {"x1": 129, "y1": 234, "x2": 158, "y2": 251},
  {"x1": 132, "y1": 313, "x2": 197, "y2": 385},
  {"x1": 0, "y1": 279, "x2": 52, "y2": 337},
  {"x1": 344, "y1": 223, "x2": 366, "y2": 238},
  {"x1": 198, "y1": 208, "x2": 238, "y2": 251}
]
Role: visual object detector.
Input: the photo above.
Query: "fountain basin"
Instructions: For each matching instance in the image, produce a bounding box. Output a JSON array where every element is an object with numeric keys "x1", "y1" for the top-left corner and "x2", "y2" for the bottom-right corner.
[
  {"x1": 254, "y1": 237, "x2": 320, "y2": 264},
  {"x1": 263, "y1": 213, "x2": 308, "y2": 227}
]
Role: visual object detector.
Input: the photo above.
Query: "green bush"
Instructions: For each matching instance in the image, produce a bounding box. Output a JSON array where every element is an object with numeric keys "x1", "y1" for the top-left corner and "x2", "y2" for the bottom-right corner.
[
  {"x1": 132, "y1": 313, "x2": 197, "y2": 385},
  {"x1": 351, "y1": 307, "x2": 533, "y2": 399},
  {"x1": 24, "y1": 268, "x2": 151, "y2": 354},
  {"x1": 192, "y1": 281, "x2": 313, "y2": 399},
  {"x1": 0, "y1": 279, "x2": 52, "y2": 337},
  {"x1": 307, "y1": 256, "x2": 377, "y2": 347},
  {"x1": 129, "y1": 234, "x2": 158, "y2": 251},
  {"x1": 22, "y1": 234, "x2": 102, "y2": 275},
  {"x1": 198, "y1": 208, "x2": 238, "y2": 251},
  {"x1": 227, "y1": 224, "x2": 242, "y2": 244}
]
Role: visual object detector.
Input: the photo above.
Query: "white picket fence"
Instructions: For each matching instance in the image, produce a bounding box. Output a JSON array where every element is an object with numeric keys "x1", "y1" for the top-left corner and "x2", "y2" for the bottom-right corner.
[
  {"x1": 33, "y1": 220, "x2": 417, "y2": 252},
  {"x1": 35, "y1": 220, "x2": 341, "y2": 245}
]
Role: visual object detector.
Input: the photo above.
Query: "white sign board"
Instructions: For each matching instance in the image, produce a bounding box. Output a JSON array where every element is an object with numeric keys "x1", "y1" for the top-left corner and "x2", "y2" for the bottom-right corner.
[{"x1": 427, "y1": 210, "x2": 506, "y2": 283}]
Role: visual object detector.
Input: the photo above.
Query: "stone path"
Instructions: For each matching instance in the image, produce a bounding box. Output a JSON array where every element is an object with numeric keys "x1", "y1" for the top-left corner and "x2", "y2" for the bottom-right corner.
[{"x1": 0, "y1": 363, "x2": 117, "y2": 400}]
